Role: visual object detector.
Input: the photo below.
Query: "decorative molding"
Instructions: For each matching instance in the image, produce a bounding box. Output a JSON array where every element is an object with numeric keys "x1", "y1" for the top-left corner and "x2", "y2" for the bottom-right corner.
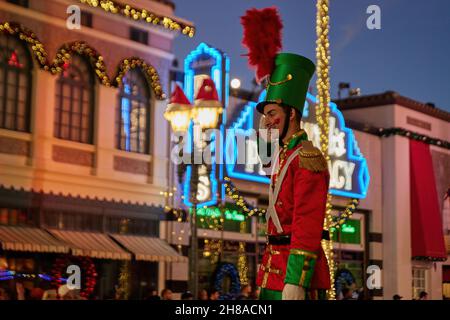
[
  {"x1": 114, "y1": 155, "x2": 149, "y2": 175},
  {"x1": 0, "y1": 136, "x2": 29, "y2": 156},
  {"x1": 52, "y1": 145, "x2": 94, "y2": 167}
]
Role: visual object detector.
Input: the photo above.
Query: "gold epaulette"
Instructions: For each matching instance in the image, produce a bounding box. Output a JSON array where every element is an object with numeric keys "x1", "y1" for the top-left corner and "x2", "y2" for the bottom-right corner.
[{"x1": 298, "y1": 141, "x2": 328, "y2": 172}]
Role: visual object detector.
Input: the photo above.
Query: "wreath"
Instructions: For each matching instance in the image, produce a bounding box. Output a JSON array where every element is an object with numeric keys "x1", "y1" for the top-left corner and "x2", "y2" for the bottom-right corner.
[
  {"x1": 51, "y1": 255, "x2": 97, "y2": 299},
  {"x1": 334, "y1": 268, "x2": 355, "y2": 297},
  {"x1": 213, "y1": 263, "x2": 241, "y2": 299}
]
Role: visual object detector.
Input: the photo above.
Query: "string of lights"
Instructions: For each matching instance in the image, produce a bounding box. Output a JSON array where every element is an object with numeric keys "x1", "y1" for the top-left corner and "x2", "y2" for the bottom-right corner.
[
  {"x1": 316, "y1": 0, "x2": 337, "y2": 300},
  {"x1": 0, "y1": 22, "x2": 166, "y2": 100},
  {"x1": 77, "y1": 0, "x2": 195, "y2": 37},
  {"x1": 224, "y1": 177, "x2": 267, "y2": 217}
]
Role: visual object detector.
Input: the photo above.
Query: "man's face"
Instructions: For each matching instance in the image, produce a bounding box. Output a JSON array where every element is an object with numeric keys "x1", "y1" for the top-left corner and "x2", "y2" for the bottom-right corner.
[
  {"x1": 263, "y1": 103, "x2": 286, "y2": 132},
  {"x1": 211, "y1": 292, "x2": 219, "y2": 300},
  {"x1": 164, "y1": 290, "x2": 173, "y2": 300}
]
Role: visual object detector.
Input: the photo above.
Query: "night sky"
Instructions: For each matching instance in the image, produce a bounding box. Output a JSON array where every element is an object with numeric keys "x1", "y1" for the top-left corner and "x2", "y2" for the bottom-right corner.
[{"x1": 172, "y1": 0, "x2": 450, "y2": 112}]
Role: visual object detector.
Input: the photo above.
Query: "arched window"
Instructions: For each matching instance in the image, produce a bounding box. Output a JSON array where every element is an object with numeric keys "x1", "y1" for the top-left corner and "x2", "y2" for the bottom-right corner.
[
  {"x1": 116, "y1": 68, "x2": 151, "y2": 154},
  {"x1": 54, "y1": 54, "x2": 95, "y2": 144},
  {"x1": 0, "y1": 35, "x2": 32, "y2": 132}
]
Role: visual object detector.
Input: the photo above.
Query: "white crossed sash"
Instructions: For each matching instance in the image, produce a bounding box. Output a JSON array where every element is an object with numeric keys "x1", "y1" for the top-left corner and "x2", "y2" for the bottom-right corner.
[{"x1": 266, "y1": 150, "x2": 299, "y2": 234}]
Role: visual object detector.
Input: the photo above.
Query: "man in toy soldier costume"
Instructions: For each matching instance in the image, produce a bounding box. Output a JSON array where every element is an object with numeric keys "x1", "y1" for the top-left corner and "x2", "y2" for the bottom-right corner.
[{"x1": 241, "y1": 7, "x2": 331, "y2": 300}]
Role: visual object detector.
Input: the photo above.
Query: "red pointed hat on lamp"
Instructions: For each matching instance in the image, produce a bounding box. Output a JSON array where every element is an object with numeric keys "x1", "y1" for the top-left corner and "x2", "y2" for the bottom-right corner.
[
  {"x1": 165, "y1": 84, "x2": 192, "y2": 113},
  {"x1": 193, "y1": 78, "x2": 223, "y2": 129},
  {"x1": 164, "y1": 84, "x2": 192, "y2": 132},
  {"x1": 194, "y1": 78, "x2": 223, "y2": 108}
]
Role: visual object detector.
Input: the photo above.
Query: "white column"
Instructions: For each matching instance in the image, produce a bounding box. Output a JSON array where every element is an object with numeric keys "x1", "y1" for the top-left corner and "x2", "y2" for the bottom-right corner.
[
  {"x1": 93, "y1": 85, "x2": 117, "y2": 177},
  {"x1": 152, "y1": 99, "x2": 169, "y2": 186},
  {"x1": 382, "y1": 135, "x2": 412, "y2": 299},
  {"x1": 30, "y1": 70, "x2": 56, "y2": 172},
  {"x1": 430, "y1": 262, "x2": 443, "y2": 300}
]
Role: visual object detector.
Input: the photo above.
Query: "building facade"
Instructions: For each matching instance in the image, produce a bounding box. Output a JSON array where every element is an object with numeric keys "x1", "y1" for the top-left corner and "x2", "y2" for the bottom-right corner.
[
  {"x1": 336, "y1": 92, "x2": 450, "y2": 300},
  {"x1": 0, "y1": 0, "x2": 192, "y2": 299}
]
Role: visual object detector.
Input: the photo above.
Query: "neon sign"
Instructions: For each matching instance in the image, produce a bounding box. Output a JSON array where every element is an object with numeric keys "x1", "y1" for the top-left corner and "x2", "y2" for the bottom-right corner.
[
  {"x1": 182, "y1": 43, "x2": 229, "y2": 207},
  {"x1": 225, "y1": 91, "x2": 370, "y2": 199},
  {"x1": 341, "y1": 224, "x2": 356, "y2": 234},
  {"x1": 192, "y1": 207, "x2": 246, "y2": 222}
]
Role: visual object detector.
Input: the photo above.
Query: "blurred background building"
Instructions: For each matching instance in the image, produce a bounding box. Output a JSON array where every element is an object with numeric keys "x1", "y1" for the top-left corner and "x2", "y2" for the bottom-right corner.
[{"x1": 0, "y1": 0, "x2": 191, "y2": 299}]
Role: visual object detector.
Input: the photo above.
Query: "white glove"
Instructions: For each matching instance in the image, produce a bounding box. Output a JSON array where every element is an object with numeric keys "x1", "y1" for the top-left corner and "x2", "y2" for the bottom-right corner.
[{"x1": 282, "y1": 284, "x2": 306, "y2": 300}]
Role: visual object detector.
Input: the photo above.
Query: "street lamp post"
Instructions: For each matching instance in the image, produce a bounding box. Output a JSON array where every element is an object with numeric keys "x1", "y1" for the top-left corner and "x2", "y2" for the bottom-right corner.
[
  {"x1": 189, "y1": 156, "x2": 199, "y2": 298},
  {"x1": 164, "y1": 82, "x2": 223, "y2": 299}
]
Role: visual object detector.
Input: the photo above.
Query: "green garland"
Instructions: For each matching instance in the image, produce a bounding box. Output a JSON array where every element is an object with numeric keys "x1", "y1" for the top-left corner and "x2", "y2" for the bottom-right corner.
[
  {"x1": 225, "y1": 176, "x2": 359, "y2": 227},
  {"x1": 378, "y1": 127, "x2": 450, "y2": 149},
  {"x1": 1, "y1": 21, "x2": 166, "y2": 100},
  {"x1": 223, "y1": 177, "x2": 266, "y2": 217},
  {"x1": 330, "y1": 199, "x2": 359, "y2": 229}
]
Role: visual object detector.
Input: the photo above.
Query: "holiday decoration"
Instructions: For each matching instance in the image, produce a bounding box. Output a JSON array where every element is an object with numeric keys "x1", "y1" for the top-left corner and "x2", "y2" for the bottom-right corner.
[
  {"x1": 0, "y1": 21, "x2": 166, "y2": 100},
  {"x1": 237, "y1": 222, "x2": 249, "y2": 286},
  {"x1": 51, "y1": 255, "x2": 97, "y2": 299},
  {"x1": 0, "y1": 22, "x2": 48, "y2": 67},
  {"x1": 116, "y1": 219, "x2": 131, "y2": 300},
  {"x1": 241, "y1": 7, "x2": 283, "y2": 83},
  {"x1": 115, "y1": 58, "x2": 166, "y2": 100},
  {"x1": 77, "y1": 0, "x2": 195, "y2": 38},
  {"x1": 223, "y1": 177, "x2": 266, "y2": 217},
  {"x1": 378, "y1": 127, "x2": 450, "y2": 149},
  {"x1": 331, "y1": 199, "x2": 360, "y2": 229},
  {"x1": 52, "y1": 41, "x2": 110, "y2": 85},
  {"x1": 334, "y1": 269, "x2": 356, "y2": 298},
  {"x1": 164, "y1": 84, "x2": 192, "y2": 132},
  {"x1": 316, "y1": 0, "x2": 338, "y2": 300},
  {"x1": 193, "y1": 78, "x2": 223, "y2": 129},
  {"x1": 214, "y1": 263, "x2": 241, "y2": 298}
]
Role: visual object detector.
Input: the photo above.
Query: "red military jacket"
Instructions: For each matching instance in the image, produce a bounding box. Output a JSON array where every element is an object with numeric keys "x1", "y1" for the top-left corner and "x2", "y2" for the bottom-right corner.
[{"x1": 256, "y1": 131, "x2": 331, "y2": 292}]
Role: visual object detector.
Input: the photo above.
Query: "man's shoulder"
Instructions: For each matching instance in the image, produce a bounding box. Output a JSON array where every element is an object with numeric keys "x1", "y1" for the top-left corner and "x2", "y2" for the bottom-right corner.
[{"x1": 295, "y1": 141, "x2": 328, "y2": 173}]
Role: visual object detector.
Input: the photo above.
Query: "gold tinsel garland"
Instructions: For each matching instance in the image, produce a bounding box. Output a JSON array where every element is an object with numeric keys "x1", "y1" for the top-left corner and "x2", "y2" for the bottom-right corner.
[
  {"x1": 115, "y1": 58, "x2": 166, "y2": 99},
  {"x1": 0, "y1": 22, "x2": 48, "y2": 67},
  {"x1": 316, "y1": 0, "x2": 336, "y2": 300},
  {"x1": 117, "y1": 218, "x2": 131, "y2": 300},
  {"x1": 223, "y1": 177, "x2": 266, "y2": 217},
  {"x1": 52, "y1": 41, "x2": 110, "y2": 86},
  {"x1": 0, "y1": 21, "x2": 166, "y2": 100},
  {"x1": 238, "y1": 221, "x2": 249, "y2": 286},
  {"x1": 331, "y1": 198, "x2": 360, "y2": 229},
  {"x1": 200, "y1": 207, "x2": 223, "y2": 264},
  {"x1": 78, "y1": 0, "x2": 195, "y2": 37}
]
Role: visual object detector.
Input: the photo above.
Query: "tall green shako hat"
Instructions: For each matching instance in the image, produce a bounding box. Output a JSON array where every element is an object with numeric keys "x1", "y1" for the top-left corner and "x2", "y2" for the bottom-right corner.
[{"x1": 241, "y1": 7, "x2": 316, "y2": 115}]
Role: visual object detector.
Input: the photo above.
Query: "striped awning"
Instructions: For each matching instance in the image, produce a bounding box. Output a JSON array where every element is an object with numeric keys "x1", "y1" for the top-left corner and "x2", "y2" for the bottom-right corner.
[
  {"x1": 0, "y1": 226, "x2": 69, "y2": 253},
  {"x1": 48, "y1": 229, "x2": 131, "y2": 260},
  {"x1": 111, "y1": 234, "x2": 187, "y2": 262}
]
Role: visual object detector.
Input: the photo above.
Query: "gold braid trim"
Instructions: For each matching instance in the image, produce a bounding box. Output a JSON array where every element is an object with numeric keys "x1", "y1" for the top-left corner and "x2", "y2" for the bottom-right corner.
[{"x1": 298, "y1": 141, "x2": 328, "y2": 172}]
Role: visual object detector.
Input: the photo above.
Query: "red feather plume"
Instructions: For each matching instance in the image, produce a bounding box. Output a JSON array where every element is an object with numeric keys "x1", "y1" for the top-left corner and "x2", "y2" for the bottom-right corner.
[{"x1": 241, "y1": 7, "x2": 283, "y2": 84}]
